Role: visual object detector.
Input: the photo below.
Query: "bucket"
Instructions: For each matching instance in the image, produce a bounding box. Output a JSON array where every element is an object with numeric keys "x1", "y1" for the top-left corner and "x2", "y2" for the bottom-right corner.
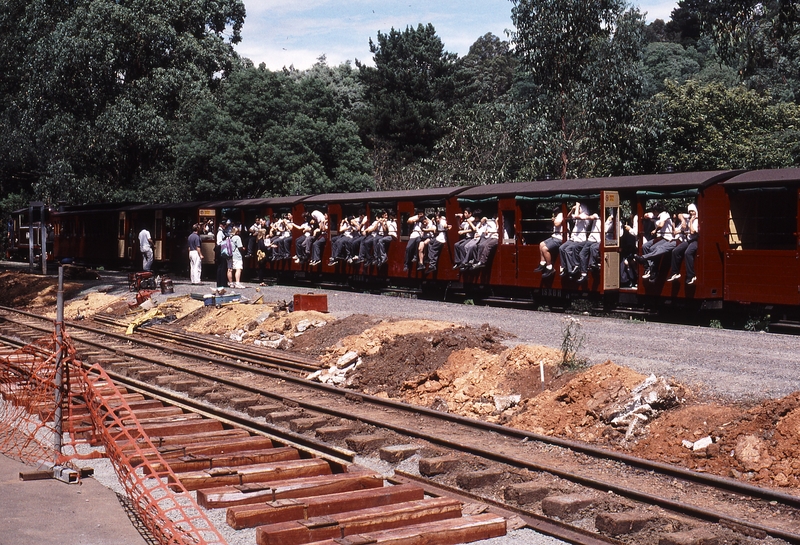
[{"x1": 160, "y1": 276, "x2": 174, "y2": 294}]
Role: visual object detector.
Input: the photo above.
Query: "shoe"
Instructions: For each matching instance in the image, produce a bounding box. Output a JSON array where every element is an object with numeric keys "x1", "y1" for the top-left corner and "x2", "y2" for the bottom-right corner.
[
  {"x1": 542, "y1": 267, "x2": 555, "y2": 278},
  {"x1": 472, "y1": 262, "x2": 485, "y2": 269},
  {"x1": 351, "y1": 256, "x2": 360, "y2": 263},
  {"x1": 453, "y1": 264, "x2": 460, "y2": 270},
  {"x1": 578, "y1": 273, "x2": 587, "y2": 282},
  {"x1": 347, "y1": 257, "x2": 353, "y2": 264},
  {"x1": 687, "y1": 276, "x2": 696, "y2": 285},
  {"x1": 641, "y1": 270, "x2": 651, "y2": 280},
  {"x1": 533, "y1": 263, "x2": 546, "y2": 273},
  {"x1": 647, "y1": 275, "x2": 657, "y2": 283},
  {"x1": 667, "y1": 273, "x2": 681, "y2": 282},
  {"x1": 559, "y1": 267, "x2": 566, "y2": 276},
  {"x1": 427, "y1": 266, "x2": 437, "y2": 272},
  {"x1": 570, "y1": 265, "x2": 579, "y2": 276},
  {"x1": 293, "y1": 256, "x2": 300, "y2": 263},
  {"x1": 632, "y1": 255, "x2": 647, "y2": 264},
  {"x1": 328, "y1": 258, "x2": 336, "y2": 266}
]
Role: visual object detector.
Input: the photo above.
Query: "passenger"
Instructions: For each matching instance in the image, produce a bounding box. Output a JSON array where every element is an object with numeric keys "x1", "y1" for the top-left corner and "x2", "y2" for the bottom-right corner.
[
  {"x1": 559, "y1": 202, "x2": 590, "y2": 279},
  {"x1": 255, "y1": 228, "x2": 270, "y2": 285},
  {"x1": 138, "y1": 225, "x2": 154, "y2": 271},
  {"x1": 404, "y1": 210, "x2": 425, "y2": 271},
  {"x1": 309, "y1": 213, "x2": 328, "y2": 266},
  {"x1": 425, "y1": 211, "x2": 450, "y2": 272},
  {"x1": 577, "y1": 210, "x2": 601, "y2": 282},
  {"x1": 328, "y1": 216, "x2": 354, "y2": 265},
  {"x1": 276, "y1": 213, "x2": 297, "y2": 260},
  {"x1": 188, "y1": 223, "x2": 203, "y2": 285},
  {"x1": 471, "y1": 216, "x2": 499, "y2": 269},
  {"x1": 452, "y1": 208, "x2": 476, "y2": 269},
  {"x1": 668, "y1": 203, "x2": 698, "y2": 285},
  {"x1": 633, "y1": 201, "x2": 675, "y2": 282},
  {"x1": 347, "y1": 210, "x2": 368, "y2": 263},
  {"x1": 375, "y1": 212, "x2": 397, "y2": 266},
  {"x1": 619, "y1": 214, "x2": 639, "y2": 288},
  {"x1": 215, "y1": 220, "x2": 232, "y2": 293},
  {"x1": 229, "y1": 226, "x2": 245, "y2": 288},
  {"x1": 535, "y1": 206, "x2": 564, "y2": 278},
  {"x1": 358, "y1": 212, "x2": 381, "y2": 265},
  {"x1": 293, "y1": 213, "x2": 313, "y2": 263},
  {"x1": 416, "y1": 215, "x2": 436, "y2": 270}
]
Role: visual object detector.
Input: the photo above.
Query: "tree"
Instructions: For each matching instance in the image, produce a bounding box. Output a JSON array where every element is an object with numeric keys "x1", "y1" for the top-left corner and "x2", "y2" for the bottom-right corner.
[
  {"x1": 639, "y1": 81, "x2": 800, "y2": 171},
  {"x1": 175, "y1": 63, "x2": 374, "y2": 199},
  {"x1": 510, "y1": 0, "x2": 647, "y2": 178},
  {"x1": 0, "y1": 0, "x2": 246, "y2": 205},
  {"x1": 357, "y1": 24, "x2": 457, "y2": 169}
]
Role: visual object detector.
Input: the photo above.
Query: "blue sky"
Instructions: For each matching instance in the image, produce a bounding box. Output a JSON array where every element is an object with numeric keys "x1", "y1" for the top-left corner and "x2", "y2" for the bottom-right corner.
[{"x1": 234, "y1": 1, "x2": 679, "y2": 71}]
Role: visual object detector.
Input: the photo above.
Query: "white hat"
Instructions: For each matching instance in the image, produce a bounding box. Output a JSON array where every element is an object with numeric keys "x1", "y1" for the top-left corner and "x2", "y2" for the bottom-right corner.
[{"x1": 688, "y1": 204, "x2": 697, "y2": 214}]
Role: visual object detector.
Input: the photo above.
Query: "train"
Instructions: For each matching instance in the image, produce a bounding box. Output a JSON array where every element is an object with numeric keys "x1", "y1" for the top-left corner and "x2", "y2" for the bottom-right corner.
[{"x1": 11, "y1": 167, "x2": 800, "y2": 326}]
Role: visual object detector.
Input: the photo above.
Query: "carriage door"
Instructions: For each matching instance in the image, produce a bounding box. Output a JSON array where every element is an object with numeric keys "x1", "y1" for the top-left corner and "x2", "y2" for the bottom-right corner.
[
  {"x1": 601, "y1": 191, "x2": 620, "y2": 292},
  {"x1": 153, "y1": 210, "x2": 164, "y2": 261},
  {"x1": 118, "y1": 211, "x2": 127, "y2": 259}
]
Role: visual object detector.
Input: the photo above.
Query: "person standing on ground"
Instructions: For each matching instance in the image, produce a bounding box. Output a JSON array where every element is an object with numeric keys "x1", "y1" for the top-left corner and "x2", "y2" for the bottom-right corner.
[
  {"x1": 230, "y1": 226, "x2": 245, "y2": 288},
  {"x1": 138, "y1": 226, "x2": 153, "y2": 271},
  {"x1": 188, "y1": 223, "x2": 202, "y2": 284}
]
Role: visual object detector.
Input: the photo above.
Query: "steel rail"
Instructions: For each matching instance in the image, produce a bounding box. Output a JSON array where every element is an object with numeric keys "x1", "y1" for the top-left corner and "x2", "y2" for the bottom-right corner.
[{"x1": 3, "y1": 307, "x2": 800, "y2": 543}]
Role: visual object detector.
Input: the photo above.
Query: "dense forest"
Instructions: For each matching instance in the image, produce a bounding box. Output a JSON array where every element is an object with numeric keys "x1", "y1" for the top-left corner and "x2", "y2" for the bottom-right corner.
[{"x1": 2, "y1": 0, "x2": 800, "y2": 216}]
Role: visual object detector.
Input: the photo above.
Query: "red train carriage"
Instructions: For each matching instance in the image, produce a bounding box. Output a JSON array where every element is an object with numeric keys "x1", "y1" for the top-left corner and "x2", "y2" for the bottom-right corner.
[{"x1": 719, "y1": 168, "x2": 800, "y2": 317}]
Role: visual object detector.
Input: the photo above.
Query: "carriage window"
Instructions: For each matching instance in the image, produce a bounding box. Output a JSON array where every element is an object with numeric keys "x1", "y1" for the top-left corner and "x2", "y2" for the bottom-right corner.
[
  {"x1": 501, "y1": 210, "x2": 516, "y2": 244},
  {"x1": 518, "y1": 201, "x2": 558, "y2": 245},
  {"x1": 728, "y1": 188, "x2": 796, "y2": 250}
]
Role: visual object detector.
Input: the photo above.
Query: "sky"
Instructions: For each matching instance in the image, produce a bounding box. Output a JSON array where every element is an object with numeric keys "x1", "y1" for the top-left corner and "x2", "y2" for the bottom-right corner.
[{"x1": 233, "y1": 1, "x2": 680, "y2": 72}]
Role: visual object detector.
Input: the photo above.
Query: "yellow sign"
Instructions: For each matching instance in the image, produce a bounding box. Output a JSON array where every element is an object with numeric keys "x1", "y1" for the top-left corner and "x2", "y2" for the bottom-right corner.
[{"x1": 199, "y1": 209, "x2": 216, "y2": 217}]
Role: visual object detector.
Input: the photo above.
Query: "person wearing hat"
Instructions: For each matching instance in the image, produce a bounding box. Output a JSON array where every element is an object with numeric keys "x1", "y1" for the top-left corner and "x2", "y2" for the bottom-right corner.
[{"x1": 667, "y1": 203, "x2": 698, "y2": 285}]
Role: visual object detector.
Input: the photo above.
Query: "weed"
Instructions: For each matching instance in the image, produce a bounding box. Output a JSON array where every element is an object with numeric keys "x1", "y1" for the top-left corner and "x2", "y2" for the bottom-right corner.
[
  {"x1": 709, "y1": 319, "x2": 723, "y2": 329},
  {"x1": 559, "y1": 316, "x2": 587, "y2": 371},
  {"x1": 744, "y1": 314, "x2": 770, "y2": 332},
  {"x1": 463, "y1": 299, "x2": 475, "y2": 306}
]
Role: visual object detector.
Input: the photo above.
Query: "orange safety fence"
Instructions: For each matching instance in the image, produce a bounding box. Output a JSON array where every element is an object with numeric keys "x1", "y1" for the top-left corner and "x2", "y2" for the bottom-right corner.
[{"x1": 0, "y1": 328, "x2": 228, "y2": 545}]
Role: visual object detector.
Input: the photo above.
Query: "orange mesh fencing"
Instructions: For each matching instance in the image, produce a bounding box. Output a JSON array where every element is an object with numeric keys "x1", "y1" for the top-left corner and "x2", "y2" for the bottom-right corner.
[{"x1": 0, "y1": 328, "x2": 228, "y2": 545}]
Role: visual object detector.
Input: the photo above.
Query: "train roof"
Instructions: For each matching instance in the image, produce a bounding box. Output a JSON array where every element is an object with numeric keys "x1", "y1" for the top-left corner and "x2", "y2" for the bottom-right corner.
[
  {"x1": 302, "y1": 186, "x2": 468, "y2": 205},
  {"x1": 721, "y1": 167, "x2": 800, "y2": 187},
  {"x1": 457, "y1": 170, "x2": 740, "y2": 200}
]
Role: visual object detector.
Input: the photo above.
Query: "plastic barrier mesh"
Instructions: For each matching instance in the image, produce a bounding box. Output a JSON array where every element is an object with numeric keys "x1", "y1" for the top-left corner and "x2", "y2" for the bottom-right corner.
[{"x1": 0, "y1": 329, "x2": 228, "y2": 545}]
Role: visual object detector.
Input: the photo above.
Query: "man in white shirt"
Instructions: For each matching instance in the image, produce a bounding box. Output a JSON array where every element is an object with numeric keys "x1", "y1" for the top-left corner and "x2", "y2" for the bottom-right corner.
[{"x1": 138, "y1": 227, "x2": 153, "y2": 271}]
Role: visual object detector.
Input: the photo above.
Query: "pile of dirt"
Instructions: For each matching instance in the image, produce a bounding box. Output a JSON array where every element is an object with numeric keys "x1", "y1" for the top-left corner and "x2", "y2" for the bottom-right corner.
[{"x1": 0, "y1": 270, "x2": 83, "y2": 308}]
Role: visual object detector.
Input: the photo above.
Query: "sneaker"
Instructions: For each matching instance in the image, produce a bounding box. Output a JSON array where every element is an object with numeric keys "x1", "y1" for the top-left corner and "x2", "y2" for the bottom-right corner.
[
  {"x1": 328, "y1": 258, "x2": 336, "y2": 266},
  {"x1": 642, "y1": 270, "x2": 651, "y2": 280},
  {"x1": 542, "y1": 267, "x2": 555, "y2": 278},
  {"x1": 533, "y1": 263, "x2": 546, "y2": 273},
  {"x1": 578, "y1": 273, "x2": 587, "y2": 282},
  {"x1": 667, "y1": 273, "x2": 681, "y2": 282},
  {"x1": 559, "y1": 267, "x2": 566, "y2": 276},
  {"x1": 687, "y1": 276, "x2": 696, "y2": 285}
]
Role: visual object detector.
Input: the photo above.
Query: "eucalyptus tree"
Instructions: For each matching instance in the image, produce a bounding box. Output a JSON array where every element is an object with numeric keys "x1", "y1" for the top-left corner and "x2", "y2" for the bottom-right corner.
[
  {"x1": 510, "y1": 0, "x2": 647, "y2": 178},
  {"x1": 0, "y1": 0, "x2": 245, "y2": 205}
]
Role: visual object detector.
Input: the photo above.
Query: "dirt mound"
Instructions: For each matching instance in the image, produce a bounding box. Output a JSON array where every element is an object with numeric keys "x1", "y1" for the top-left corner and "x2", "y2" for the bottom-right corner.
[
  {"x1": 340, "y1": 323, "x2": 508, "y2": 397},
  {"x1": 0, "y1": 270, "x2": 83, "y2": 308}
]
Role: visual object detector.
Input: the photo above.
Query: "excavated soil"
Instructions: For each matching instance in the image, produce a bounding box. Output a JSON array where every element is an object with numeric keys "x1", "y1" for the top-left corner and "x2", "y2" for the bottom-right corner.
[{"x1": 4, "y1": 269, "x2": 800, "y2": 493}]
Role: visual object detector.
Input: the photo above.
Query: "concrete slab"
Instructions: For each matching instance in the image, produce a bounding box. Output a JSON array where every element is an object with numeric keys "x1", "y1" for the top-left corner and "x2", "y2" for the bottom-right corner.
[{"x1": 0, "y1": 454, "x2": 148, "y2": 545}]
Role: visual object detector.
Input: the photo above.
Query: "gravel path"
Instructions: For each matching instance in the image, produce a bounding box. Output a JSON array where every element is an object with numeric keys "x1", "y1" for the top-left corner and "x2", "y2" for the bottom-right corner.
[{"x1": 218, "y1": 283, "x2": 800, "y2": 402}]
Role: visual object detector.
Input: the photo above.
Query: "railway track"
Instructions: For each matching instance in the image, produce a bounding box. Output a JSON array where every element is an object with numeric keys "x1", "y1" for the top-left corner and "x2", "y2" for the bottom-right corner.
[{"x1": 1, "y1": 305, "x2": 799, "y2": 545}]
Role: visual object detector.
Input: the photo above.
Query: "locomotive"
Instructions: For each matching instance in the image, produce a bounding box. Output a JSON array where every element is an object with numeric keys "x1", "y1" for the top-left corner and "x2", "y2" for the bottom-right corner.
[{"x1": 43, "y1": 167, "x2": 800, "y2": 325}]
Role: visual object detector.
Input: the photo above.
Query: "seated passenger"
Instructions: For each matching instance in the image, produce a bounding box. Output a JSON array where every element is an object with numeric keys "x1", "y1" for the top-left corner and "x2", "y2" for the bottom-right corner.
[
  {"x1": 374, "y1": 211, "x2": 396, "y2": 266},
  {"x1": 416, "y1": 215, "x2": 436, "y2": 270},
  {"x1": 559, "y1": 202, "x2": 590, "y2": 279},
  {"x1": 358, "y1": 212, "x2": 381, "y2": 265},
  {"x1": 633, "y1": 201, "x2": 676, "y2": 282},
  {"x1": 347, "y1": 211, "x2": 367, "y2": 263},
  {"x1": 404, "y1": 210, "x2": 425, "y2": 271},
  {"x1": 453, "y1": 208, "x2": 477, "y2": 269},
  {"x1": 293, "y1": 213, "x2": 313, "y2": 263},
  {"x1": 619, "y1": 214, "x2": 638, "y2": 287},
  {"x1": 535, "y1": 206, "x2": 564, "y2": 278},
  {"x1": 328, "y1": 216, "x2": 354, "y2": 265},
  {"x1": 577, "y1": 210, "x2": 601, "y2": 282},
  {"x1": 667, "y1": 203, "x2": 698, "y2": 285},
  {"x1": 309, "y1": 213, "x2": 328, "y2": 266},
  {"x1": 471, "y1": 216, "x2": 499, "y2": 269},
  {"x1": 425, "y1": 211, "x2": 450, "y2": 272}
]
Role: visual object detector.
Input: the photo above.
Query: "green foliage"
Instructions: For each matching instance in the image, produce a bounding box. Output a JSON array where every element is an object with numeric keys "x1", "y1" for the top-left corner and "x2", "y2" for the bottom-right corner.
[
  {"x1": 644, "y1": 81, "x2": 800, "y2": 171},
  {"x1": 357, "y1": 24, "x2": 458, "y2": 172},
  {"x1": 510, "y1": 0, "x2": 647, "y2": 178},
  {"x1": 709, "y1": 319, "x2": 723, "y2": 329},
  {"x1": 744, "y1": 314, "x2": 771, "y2": 332}
]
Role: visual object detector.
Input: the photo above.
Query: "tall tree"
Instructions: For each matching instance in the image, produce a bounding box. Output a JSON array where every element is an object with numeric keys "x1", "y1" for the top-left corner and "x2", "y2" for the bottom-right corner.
[
  {"x1": 356, "y1": 23, "x2": 457, "y2": 180},
  {"x1": 0, "y1": 0, "x2": 245, "y2": 205},
  {"x1": 510, "y1": 0, "x2": 646, "y2": 178}
]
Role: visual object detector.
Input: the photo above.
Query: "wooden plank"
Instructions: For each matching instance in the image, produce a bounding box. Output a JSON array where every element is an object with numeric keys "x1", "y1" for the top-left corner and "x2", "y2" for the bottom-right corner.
[
  {"x1": 227, "y1": 483, "x2": 425, "y2": 529},
  {"x1": 197, "y1": 472, "x2": 383, "y2": 509},
  {"x1": 120, "y1": 428, "x2": 252, "y2": 453},
  {"x1": 255, "y1": 498, "x2": 463, "y2": 545},
  {"x1": 305, "y1": 513, "x2": 507, "y2": 545},
  {"x1": 123, "y1": 413, "x2": 203, "y2": 426},
  {"x1": 117, "y1": 418, "x2": 224, "y2": 438},
  {"x1": 148, "y1": 446, "x2": 300, "y2": 473},
  {"x1": 173, "y1": 458, "x2": 332, "y2": 491}
]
